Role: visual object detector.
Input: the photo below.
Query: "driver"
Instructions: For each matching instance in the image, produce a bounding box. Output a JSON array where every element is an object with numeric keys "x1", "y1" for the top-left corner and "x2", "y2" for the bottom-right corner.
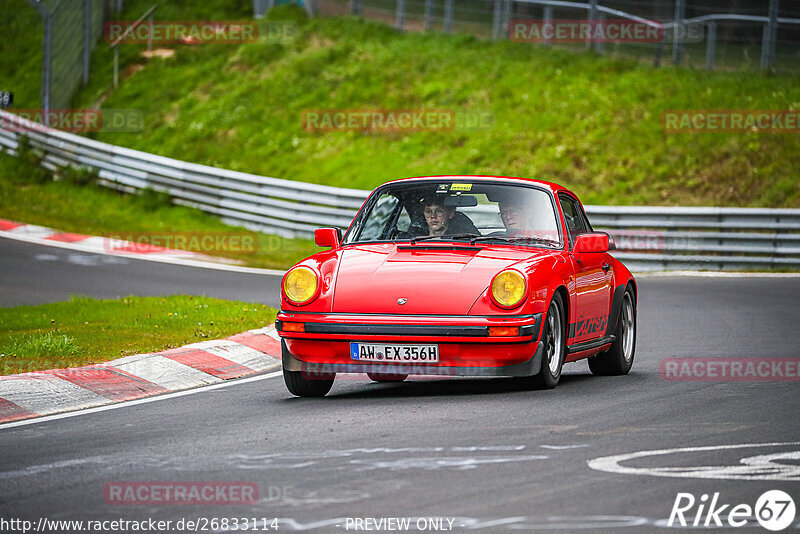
[{"x1": 498, "y1": 199, "x2": 534, "y2": 237}]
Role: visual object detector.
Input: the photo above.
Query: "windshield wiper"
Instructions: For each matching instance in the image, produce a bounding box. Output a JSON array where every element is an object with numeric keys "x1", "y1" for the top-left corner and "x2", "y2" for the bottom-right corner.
[
  {"x1": 469, "y1": 235, "x2": 511, "y2": 244},
  {"x1": 409, "y1": 233, "x2": 479, "y2": 244},
  {"x1": 469, "y1": 235, "x2": 560, "y2": 248},
  {"x1": 507, "y1": 236, "x2": 561, "y2": 248}
]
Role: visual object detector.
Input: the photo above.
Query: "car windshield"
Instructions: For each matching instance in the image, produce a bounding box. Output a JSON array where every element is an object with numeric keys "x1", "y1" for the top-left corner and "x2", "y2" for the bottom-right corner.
[{"x1": 343, "y1": 180, "x2": 562, "y2": 248}]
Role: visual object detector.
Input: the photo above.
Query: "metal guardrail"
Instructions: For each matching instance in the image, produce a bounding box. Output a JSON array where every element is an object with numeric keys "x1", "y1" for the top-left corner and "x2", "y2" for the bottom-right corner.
[
  {"x1": 319, "y1": 0, "x2": 800, "y2": 73},
  {"x1": 0, "y1": 110, "x2": 367, "y2": 237},
  {"x1": 1, "y1": 109, "x2": 799, "y2": 271}
]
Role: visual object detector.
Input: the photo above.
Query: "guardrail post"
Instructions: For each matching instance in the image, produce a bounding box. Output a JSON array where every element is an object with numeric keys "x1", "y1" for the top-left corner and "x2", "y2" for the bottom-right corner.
[
  {"x1": 147, "y1": 10, "x2": 154, "y2": 51},
  {"x1": 760, "y1": 23, "x2": 770, "y2": 69},
  {"x1": 492, "y1": 0, "x2": 502, "y2": 40},
  {"x1": 761, "y1": 0, "x2": 779, "y2": 71},
  {"x1": 443, "y1": 0, "x2": 453, "y2": 33},
  {"x1": 424, "y1": 0, "x2": 433, "y2": 30},
  {"x1": 396, "y1": 0, "x2": 405, "y2": 30},
  {"x1": 705, "y1": 20, "x2": 716, "y2": 70},
  {"x1": 83, "y1": 0, "x2": 91, "y2": 84},
  {"x1": 587, "y1": 0, "x2": 597, "y2": 50},
  {"x1": 543, "y1": 5, "x2": 552, "y2": 47},
  {"x1": 595, "y1": 12, "x2": 604, "y2": 54},
  {"x1": 672, "y1": 0, "x2": 685, "y2": 65},
  {"x1": 351, "y1": 0, "x2": 362, "y2": 15},
  {"x1": 503, "y1": 0, "x2": 512, "y2": 39},
  {"x1": 41, "y1": 10, "x2": 53, "y2": 126},
  {"x1": 113, "y1": 45, "x2": 119, "y2": 88},
  {"x1": 653, "y1": 36, "x2": 665, "y2": 67}
]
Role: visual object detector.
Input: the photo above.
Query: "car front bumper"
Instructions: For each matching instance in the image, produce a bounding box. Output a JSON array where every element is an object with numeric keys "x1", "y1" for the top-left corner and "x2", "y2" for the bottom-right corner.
[{"x1": 276, "y1": 312, "x2": 543, "y2": 377}]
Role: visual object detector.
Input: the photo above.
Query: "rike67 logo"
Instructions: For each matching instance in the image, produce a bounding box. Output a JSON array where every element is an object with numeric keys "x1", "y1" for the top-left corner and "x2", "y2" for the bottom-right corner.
[{"x1": 669, "y1": 490, "x2": 796, "y2": 531}]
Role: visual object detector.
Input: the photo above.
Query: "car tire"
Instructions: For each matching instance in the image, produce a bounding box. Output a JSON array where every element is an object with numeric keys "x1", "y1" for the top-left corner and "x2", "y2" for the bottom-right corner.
[
  {"x1": 283, "y1": 368, "x2": 335, "y2": 397},
  {"x1": 515, "y1": 292, "x2": 566, "y2": 390},
  {"x1": 588, "y1": 286, "x2": 636, "y2": 376},
  {"x1": 367, "y1": 372, "x2": 409, "y2": 382}
]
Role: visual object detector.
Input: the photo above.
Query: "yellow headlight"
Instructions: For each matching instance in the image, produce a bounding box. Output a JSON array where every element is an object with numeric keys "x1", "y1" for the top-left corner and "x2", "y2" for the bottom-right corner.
[
  {"x1": 491, "y1": 270, "x2": 527, "y2": 308},
  {"x1": 284, "y1": 266, "x2": 318, "y2": 304}
]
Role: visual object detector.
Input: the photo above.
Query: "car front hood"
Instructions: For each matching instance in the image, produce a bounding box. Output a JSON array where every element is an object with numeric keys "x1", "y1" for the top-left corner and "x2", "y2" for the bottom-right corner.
[{"x1": 331, "y1": 243, "x2": 548, "y2": 315}]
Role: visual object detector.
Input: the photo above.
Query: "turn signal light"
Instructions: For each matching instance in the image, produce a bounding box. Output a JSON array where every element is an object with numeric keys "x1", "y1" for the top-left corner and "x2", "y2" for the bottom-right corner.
[
  {"x1": 281, "y1": 322, "x2": 305, "y2": 332},
  {"x1": 488, "y1": 326, "x2": 520, "y2": 337}
]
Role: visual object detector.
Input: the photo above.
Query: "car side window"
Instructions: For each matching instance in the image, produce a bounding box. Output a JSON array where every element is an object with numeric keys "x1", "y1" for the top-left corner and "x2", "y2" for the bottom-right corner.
[
  {"x1": 355, "y1": 194, "x2": 400, "y2": 241},
  {"x1": 558, "y1": 194, "x2": 590, "y2": 247}
]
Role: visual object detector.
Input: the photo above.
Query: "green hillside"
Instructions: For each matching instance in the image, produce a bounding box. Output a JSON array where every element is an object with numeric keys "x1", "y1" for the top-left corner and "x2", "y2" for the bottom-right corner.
[{"x1": 6, "y1": 4, "x2": 800, "y2": 207}]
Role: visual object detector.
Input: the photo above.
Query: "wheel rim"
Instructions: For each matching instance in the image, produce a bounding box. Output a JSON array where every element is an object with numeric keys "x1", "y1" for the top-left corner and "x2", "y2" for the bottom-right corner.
[
  {"x1": 620, "y1": 293, "x2": 635, "y2": 363},
  {"x1": 546, "y1": 301, "x2": 563, "y2": 375}
]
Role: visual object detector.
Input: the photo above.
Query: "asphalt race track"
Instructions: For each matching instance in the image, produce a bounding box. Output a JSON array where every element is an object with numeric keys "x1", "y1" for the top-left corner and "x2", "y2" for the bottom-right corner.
[
  {"x1": 1, "y1": 235, "x2": 799, "y2": 532},
  {"x1": 0, "y1": 238, "x2": 282, "y2": 308}
]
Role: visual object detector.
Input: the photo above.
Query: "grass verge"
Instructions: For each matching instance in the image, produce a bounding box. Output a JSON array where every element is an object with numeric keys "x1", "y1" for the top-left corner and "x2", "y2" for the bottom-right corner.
[{"x1": 0, "y1": 295, "x2": 277, "y2": 375}]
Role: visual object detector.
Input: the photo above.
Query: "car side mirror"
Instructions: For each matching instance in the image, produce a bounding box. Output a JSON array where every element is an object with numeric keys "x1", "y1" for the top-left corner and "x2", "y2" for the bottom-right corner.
[
  {"x1": 315, "y1": 228, "x2": 341, "y2": 248},
  {"x1": 574, "y1": 232, "x2": 609, "y2": 253}
]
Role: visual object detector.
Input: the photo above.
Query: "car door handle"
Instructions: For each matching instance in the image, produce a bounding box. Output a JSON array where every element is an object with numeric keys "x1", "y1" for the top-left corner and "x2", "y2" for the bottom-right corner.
[{"x1": 602, "y1": 262, "x2": 611, "y2": 273}]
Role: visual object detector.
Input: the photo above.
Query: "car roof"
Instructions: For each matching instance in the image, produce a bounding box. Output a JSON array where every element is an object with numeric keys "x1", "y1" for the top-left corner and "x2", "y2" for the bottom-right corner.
[{"x1": 382, "y1": 175, "x2": 575, "y2": 197}]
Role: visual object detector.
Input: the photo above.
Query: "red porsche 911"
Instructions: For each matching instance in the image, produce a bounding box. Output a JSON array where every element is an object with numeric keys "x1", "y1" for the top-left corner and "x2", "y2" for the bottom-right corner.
[{"x1": 276, "y1": 176, "x2": 637, "y2": 397}]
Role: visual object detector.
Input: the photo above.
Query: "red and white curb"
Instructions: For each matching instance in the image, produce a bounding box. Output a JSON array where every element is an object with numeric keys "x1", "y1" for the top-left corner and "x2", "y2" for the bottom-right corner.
[
  {"x1": 0, "y1": 326, "x2": 283, "y2": 424},
  {"x1": 0, "y1": 218, "x2": 208, "y2": 259}
]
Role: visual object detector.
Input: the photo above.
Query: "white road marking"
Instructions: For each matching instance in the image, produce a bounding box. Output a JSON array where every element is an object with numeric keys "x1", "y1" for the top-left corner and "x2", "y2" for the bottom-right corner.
[
  {"x1": 588, "y1": 442, "x2": 800, "y2": 481},
  {"x1": 34, "y1": 253, "x2": 59, "y2": 261},
  {"x1": 0, "y1": 371, "x2": 283, "y2": 431},
  {"x1": 348, "y1": 455, "x2": 549, "y2": 471},
  {"x1": 216, "y1": 515, "x2": 702, "y2": 532}
]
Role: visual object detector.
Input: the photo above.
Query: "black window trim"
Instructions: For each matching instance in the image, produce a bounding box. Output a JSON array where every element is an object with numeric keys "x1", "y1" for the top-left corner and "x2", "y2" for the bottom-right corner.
[
  {"x1": 342, "y1": 179, "x2": 565, "y2": 249},
  {"x1": 557, "y1": 192, "x2": 594, "y2": 250}
]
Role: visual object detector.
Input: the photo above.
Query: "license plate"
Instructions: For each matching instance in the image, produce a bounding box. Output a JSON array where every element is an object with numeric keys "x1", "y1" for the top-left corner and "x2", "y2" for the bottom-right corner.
[{"x1": 350, "y1": 343, "x2": 439, "y2": 363}]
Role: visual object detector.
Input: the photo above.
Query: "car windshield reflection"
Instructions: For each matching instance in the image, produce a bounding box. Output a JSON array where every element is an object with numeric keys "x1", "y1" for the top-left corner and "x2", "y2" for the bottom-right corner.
[{"x1": 343, "y1": 180, "x2": 562, "y2": 248}]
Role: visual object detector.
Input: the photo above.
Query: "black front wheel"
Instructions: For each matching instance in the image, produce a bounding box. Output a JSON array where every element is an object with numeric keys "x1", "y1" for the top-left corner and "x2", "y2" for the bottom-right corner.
[
  {"x1": 514, "y1": 292, "x2": 566, "y2": 390},
  {"x1": 283, "y1": 368, "x2": 335, "y2": 397}
]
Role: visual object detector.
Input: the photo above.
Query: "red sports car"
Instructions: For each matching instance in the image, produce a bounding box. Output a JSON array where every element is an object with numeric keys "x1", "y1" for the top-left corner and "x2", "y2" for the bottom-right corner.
[{"x1": 277, "y1": 176, "x2": 637, "y2": 396}]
